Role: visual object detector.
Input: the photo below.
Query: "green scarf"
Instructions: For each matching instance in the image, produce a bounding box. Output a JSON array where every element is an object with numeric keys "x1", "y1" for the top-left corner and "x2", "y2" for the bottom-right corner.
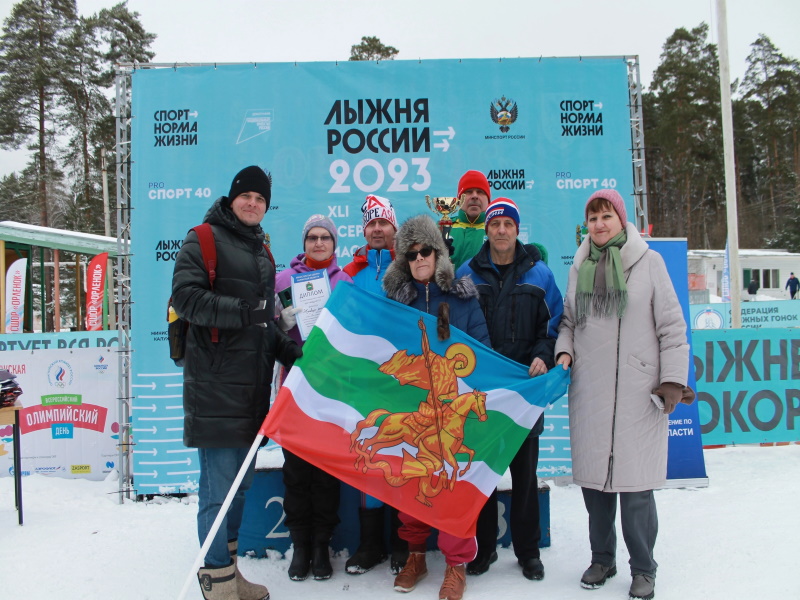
[{"x1": 576, "y1": 230, "x2": 628, "y2": 326}]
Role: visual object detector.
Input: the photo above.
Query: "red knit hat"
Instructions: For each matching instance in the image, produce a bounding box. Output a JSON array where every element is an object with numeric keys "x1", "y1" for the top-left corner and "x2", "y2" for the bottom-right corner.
[
  {"x1": 457, "y1": 170, "x2": 491, "y2": 200},
  {"x1": 585, "y1": 189, "x2": 628, "y2": 224}
]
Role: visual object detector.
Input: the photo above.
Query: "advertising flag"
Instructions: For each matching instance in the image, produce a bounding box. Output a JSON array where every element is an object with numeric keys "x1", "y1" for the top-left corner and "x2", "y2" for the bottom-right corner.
[
  {"x1": 721, "y1": 240, "x2": 731, "y2": 302},
  {"x1": 260, "y1": 283, "x2": 569, "y2": 538},
  {"x1": 85, "y1": 253, "x2": 108, "y2": 331},
  {"x1": 5, "y1": 258, "x2": 27, "y2": 333}
]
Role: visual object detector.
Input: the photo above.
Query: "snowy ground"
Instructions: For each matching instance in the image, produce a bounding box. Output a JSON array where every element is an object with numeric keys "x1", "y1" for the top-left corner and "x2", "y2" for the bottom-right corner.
[{"x1": 0, "y1": 444, "x2": 797, "y2": 600}]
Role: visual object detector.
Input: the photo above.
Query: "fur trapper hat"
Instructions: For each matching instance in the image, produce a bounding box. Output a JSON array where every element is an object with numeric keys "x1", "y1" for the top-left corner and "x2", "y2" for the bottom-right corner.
[{"x1": 383, "y1": 214, "x2": 478, "y2": 339}]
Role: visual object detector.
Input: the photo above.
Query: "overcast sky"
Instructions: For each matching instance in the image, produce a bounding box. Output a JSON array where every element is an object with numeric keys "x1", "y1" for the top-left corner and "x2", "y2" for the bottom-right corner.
[{"x1": 1, "y1": 0, "x2": 799, "y2": 177}]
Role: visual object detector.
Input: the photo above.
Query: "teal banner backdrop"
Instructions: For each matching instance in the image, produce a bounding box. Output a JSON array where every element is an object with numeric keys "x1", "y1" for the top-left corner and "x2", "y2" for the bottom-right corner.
[
  {"x1": 130, "y1": 58, "x2": 637, "y2": 492},
  {"x1": 691, "y1": 300, "x2": 800, "y2": 329},
  {"x1": 693, "y1": 328, "x2": 800, "y2": 445}
]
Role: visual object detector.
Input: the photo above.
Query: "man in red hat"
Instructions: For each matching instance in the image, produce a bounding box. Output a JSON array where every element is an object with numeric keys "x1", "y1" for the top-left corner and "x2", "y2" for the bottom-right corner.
[{"x1": 448, "y1": 170, "x2": 491, "y2": 269}]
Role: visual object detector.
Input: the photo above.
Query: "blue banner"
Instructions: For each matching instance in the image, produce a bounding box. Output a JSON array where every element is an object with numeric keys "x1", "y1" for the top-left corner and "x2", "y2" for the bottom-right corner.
[
  {"x1": 647, "y1": 240, "x2": 707, "y2": 482},
  {"x1": 130, "y1": 58, "x2": 637, "y2": 491}
]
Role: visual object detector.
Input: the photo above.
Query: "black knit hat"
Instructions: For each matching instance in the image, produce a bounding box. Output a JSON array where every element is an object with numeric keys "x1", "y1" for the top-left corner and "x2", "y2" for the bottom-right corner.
[{"x1": 226, "y1": 165, "x2": 272, "y2": 208}]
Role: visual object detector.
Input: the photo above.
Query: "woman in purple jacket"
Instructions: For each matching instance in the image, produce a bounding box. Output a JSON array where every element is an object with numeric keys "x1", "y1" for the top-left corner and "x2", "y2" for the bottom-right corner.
[{"x1": 275, "y1": 214, "x2": 352, "y2": 582}]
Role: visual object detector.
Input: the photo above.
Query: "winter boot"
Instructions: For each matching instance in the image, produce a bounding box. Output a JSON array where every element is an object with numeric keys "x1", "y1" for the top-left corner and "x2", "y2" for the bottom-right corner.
[
  {"x1": 287, "y1": 530, "x2": 312, "y2": 581},
  {"x1": 228, "y1": 540, "x2": 270, "y2": 600},
  {"x1": 580, "y1": 563, "x2": 617, "y2": 589},
  {"x1": 312, "y1": 534, "x2": 333, "y2": 580},
  {"x1": 628, "y1": 574, "x2": 655, "y2": 600},
  {"x1": 393, "y1": 545, "x2": 427, "y2": 593},
  {"x1": 197, "y1": 562, "x2": 238, "y2": 600},
  {"x1": 346, "y1": 506, "x2": 388, "y2": 574},
  {"x1": 389, "y1": 507, "x2": 409, "y2": 575},
  {"x1": 466, "y1": 550, "x2": 497, "y2": 575},
  {"x1": 519, "y1": 557, "x2": 545, "y2": 580},
  {"x1": 439, "y1": 564, "x2": 467, "y2": 600}
]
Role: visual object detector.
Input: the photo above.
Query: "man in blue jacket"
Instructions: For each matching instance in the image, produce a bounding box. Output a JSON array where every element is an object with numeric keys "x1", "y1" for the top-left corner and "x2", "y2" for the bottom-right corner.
[
  {"x1": 456, "y1": 197, "x2": 563, "y2": 582},
  {"x1": 786, "y1": 272, "x2": 799, "y2": 299}
]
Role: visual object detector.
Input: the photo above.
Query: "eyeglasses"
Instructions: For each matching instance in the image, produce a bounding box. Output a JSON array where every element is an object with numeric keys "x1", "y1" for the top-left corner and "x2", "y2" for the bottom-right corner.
[
  {"x1": 404, "y1": 246, "x2": 435, "y2": 262},
  {"x1": 306, "y1": 235, "x2": 333, "y2": 244}
]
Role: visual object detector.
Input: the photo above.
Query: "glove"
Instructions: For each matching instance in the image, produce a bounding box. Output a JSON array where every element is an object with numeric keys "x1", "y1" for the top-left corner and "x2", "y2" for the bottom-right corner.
[
  {"x1": 278, "y1": 306, "x2": 302, "y2": 332},
  {"x1": 248, "y1": 299, "x2": 270, "y2": 327},
  {"x1": 444, "y1": 236, "x2": 455, "y2": 257},
  {"x1": 653, "y1": 382, "x2": 685, "y2": 415},
  {"x1": 275, "y1": 327, "x2": 303, "y2": 370}
]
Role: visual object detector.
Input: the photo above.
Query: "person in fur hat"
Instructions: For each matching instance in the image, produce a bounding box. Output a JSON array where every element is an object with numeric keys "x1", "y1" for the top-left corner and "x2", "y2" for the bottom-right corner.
[{"x1": 382, "y1": 214, "x2": 490, "y2": 600}]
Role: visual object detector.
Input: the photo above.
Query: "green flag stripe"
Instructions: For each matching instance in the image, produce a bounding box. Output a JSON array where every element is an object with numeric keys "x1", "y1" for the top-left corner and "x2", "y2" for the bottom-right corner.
[{"x1": 297, "y1": 329, "x2": 530, "y2": 471}]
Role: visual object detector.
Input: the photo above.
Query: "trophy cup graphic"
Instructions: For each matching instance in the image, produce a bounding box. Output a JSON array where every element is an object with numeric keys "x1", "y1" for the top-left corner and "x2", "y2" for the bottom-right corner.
[{"x1": 424, "y1": 195, "x2": 460, "y2": 240}]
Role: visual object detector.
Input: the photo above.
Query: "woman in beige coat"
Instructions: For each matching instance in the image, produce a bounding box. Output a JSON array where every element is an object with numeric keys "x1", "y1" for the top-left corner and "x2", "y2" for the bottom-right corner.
[{"x1": 555, "y1": 189, "x2": 689, "y2": 600}]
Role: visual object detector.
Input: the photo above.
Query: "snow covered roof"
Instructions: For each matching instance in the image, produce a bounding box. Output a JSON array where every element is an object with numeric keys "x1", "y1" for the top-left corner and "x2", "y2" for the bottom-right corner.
[
  {"x1": 0, "y1": 221, "x2": 126, "y2": 256},
  {"x1": 688, "y1": 248, "x2": 800, "y2": 258}
]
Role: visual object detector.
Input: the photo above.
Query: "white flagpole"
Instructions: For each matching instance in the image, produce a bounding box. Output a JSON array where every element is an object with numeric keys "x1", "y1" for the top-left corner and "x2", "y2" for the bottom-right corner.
[
  {"x1": 716, "y1": 0, "x2": 743, "y2": 326},
  {"x1": 177, "y1": 434, "x2": 264, "y2": 600}
]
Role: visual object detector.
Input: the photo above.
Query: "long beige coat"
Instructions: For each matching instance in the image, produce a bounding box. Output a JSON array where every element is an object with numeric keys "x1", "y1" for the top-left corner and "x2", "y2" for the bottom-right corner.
[{"x1": 555, "y1": 223, "x2": 689, "y2": 492}]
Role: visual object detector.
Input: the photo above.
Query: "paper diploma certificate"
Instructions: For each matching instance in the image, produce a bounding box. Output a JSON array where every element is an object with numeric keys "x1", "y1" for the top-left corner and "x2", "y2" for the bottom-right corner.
[{"x1": 290, "y1": 269, "x2": 331, "y2": 340}]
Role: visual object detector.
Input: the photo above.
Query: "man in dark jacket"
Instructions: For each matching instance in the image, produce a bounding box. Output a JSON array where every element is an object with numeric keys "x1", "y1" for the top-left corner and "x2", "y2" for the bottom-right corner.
[
  {"x1": 172, "y1": 165, "x2": 301, "y2": 600},
  {"x1": 748, "y1": 277, "x2": 760, "y2": 300},
  {"x1": 786, "y1": 272, "x2": 799, "y2": 299},
  {"x1": 456, "y1": 197, "x2": 563, "y2": 582}
]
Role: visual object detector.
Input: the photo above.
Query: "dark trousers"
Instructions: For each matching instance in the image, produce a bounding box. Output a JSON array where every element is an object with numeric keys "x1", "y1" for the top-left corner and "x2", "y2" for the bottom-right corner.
[
  {"x1": 581, "y1": 487, "x2": 658, "y2": 577},
  {"x1": 282, "y1": 448, "x2": 340, "y2": 538},
  {"x1": 474, "y1": 434, "x2": 541, "y2": 560}
]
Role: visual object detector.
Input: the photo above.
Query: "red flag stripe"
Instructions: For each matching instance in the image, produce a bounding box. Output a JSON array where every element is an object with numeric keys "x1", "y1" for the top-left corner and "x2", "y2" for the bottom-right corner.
[{"x1": 262, "y1": 387, "x2": 483, "y2": 538}]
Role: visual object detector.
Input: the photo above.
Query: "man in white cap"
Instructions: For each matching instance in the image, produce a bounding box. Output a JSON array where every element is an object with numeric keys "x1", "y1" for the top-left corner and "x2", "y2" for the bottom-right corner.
[
  {"x1": 343, "y1": 194, "x2": 398, "y2": 294},
  {"x1": 342, "y1": 194, "x2": 408, "y2": 575}
]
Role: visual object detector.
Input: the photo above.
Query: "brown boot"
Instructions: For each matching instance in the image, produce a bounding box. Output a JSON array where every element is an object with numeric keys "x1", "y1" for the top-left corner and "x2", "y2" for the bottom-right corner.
[
  {"x1": 197, "y1": 563, "x2": 238, "y2": 600},
  {"x1": 439, "y1": 564, "x2": 467, "y2": 600},
  {"x1": 228, "y1": 540, "x2": 270, "y2": 600},
  {"x1": 393, "y1": 551, "x2": 428, "y2": 593}
]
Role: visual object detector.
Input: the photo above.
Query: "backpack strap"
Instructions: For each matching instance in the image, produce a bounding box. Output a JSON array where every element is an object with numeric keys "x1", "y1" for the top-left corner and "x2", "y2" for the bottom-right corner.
[
  {"x1": 191, "y1": 223, "x2": 219, "y2": 343},
  {"x1": 262, "y1": 242, "x2": 275, "y2": 269}
]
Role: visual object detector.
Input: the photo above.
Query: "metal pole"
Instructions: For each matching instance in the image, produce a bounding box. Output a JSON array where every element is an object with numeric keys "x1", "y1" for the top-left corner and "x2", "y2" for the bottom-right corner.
[
  {"x1": 716, "y1": 0, "x2": 742, "y2": 327},
  {"x1": 53, "y1": 250, "x2": 61, "y2": 332},
  {"x1": 115, "y1": 68, "x2": 134, "y2": 503},
  {"x1": 101, "y1": 148, "x2": 111, "y2": 238}
]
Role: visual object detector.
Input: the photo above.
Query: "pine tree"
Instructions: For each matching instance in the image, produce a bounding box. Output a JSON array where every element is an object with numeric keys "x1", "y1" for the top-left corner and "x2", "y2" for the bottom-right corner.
[
  {"x1": 740, "y1": 34, "x2": 800, "y2": 241},
  {"x1": 0, "y1": 0, "x2": 155, "y2": 329},
  {"x1": 0, "y1": 0, "x2": 79, "y2": 229},
  {"x1": 645, "y1": 23, "x2": 724, "y2": 248},
  {"x1": 349, "y1": 36, "x2": 399, "y2": 61}
]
